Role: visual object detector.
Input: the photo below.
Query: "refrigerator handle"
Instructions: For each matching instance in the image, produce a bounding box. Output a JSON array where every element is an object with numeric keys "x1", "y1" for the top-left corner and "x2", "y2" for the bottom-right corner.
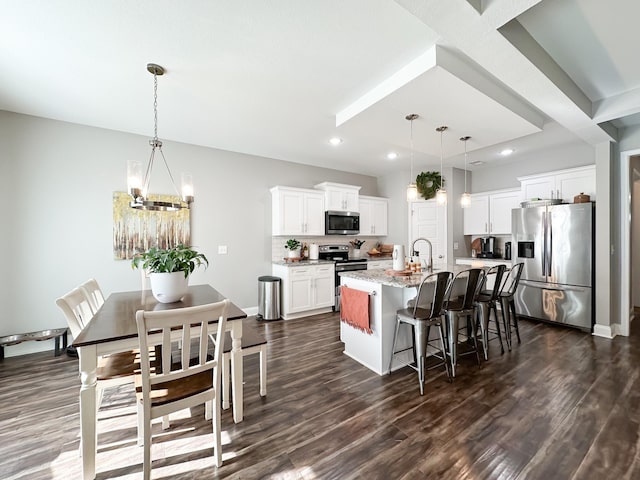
[
  {"x1": 541, "y1": 211, "x2": 546, "y2": 274},
  {"x1": 547, "y1": 213, "x2": 553, "y2": 277}
]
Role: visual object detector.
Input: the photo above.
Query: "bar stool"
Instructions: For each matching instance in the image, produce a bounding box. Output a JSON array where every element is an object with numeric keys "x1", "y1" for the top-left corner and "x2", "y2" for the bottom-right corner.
[
  {"x1": 389, "y1": 271, "x2": 452, "y2": 395},
  {"x1": 499, "y1": 262, "x2": 524, "y2": 350},
  {"x1": 475, "y1": 264, "x2": 507, "y2": 360},
  {"x1": 443, "y1": 268, "x2": 485, "y2": 377}
]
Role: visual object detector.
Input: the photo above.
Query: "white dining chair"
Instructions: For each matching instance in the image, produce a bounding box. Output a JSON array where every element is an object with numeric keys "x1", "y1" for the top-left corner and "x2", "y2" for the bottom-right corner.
[
  {"x1": 135, "y1": 299, "x2": 229, "y2": 478},
  {"x1": 79, "y1": 278, "x2": 105, "y2": 314}
]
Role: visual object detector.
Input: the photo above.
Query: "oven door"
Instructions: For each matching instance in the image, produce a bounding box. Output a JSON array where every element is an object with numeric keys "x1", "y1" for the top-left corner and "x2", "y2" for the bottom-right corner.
[{"x1": 334, "y1": 262, "x2": 368, "y2": 311}]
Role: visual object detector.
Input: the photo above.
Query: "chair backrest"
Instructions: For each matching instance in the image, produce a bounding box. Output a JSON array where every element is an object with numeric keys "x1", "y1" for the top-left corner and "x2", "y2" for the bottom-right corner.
[
  {"x1": 446, "y1": 268, "x2": 485, "y2": 310},
  {"x1": 412, "y1": 271, "x2": 453, "y2": 320},
  {"x1": 79, "y1": 278, "x2": 105, "y2": 314},
  {"x1": 483, "y1": 264, "x2": 507, "y2": 301},
  {"x1": 136, "y1": 299, "x2": 229, "y2": 403},
  {"x1": 501, "y1": 262, "x2": 524, "y2": 297},
  {"x1": 55, "y1": 287, "x2": 95, "y2": 338}
]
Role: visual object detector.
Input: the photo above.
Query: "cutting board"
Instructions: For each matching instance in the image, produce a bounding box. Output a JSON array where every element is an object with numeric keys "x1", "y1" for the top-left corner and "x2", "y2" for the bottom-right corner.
[
  {"x1": 385, "y1": 269, "x2": 414, "y2": 276},
  {"x1": 471, "y1": 238, "x2": 482, "y2": 254}
]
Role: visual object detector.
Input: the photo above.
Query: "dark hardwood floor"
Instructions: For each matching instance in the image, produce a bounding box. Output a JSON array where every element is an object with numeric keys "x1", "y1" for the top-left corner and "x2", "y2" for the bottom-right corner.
[{"x1": 2, "y1": 312, "x2": 640, "y2": 479}]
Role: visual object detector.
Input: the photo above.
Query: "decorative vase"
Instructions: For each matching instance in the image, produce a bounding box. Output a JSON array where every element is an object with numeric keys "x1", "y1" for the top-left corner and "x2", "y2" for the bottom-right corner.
[
  {"x1": 149, "y1": 271, "x2": 189, "y2": 303},
  {"x1": 352, "y1": 248, "x2": 361, "y2": 258}
]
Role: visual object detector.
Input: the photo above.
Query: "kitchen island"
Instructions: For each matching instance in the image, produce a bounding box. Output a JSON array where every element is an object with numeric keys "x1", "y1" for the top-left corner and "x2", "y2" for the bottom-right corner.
[{"x1": 338, "y1": 266, "x2": 469, "y2": 375}]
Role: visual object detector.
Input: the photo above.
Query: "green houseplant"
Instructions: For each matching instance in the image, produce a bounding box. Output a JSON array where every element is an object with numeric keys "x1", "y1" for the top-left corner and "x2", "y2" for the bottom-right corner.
[
  {"x1": 132, "y1": 244, "x2": 209, "y2": 303},
  {"x1": 284, "y1": 238, "x2": 301, "y2": 258}
]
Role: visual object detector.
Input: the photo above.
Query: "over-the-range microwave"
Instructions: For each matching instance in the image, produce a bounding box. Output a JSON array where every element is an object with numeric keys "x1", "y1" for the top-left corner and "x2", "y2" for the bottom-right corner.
[{"x1": 325, "y1": 210, "x2": 359, "y2": 235}]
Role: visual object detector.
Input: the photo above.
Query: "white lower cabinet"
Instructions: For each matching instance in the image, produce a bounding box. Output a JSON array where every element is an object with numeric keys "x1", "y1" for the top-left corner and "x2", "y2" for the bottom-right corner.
[{"x1": 272, "y1": 263, "x2": 335, "y2": 320}]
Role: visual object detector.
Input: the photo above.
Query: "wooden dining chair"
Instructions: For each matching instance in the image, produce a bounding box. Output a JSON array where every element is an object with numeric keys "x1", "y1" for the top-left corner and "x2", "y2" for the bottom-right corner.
[
  {"x1": 135, "y1": 299, "x2": 229, "y2": 479},
  {"x1": 79, "y1": 278, "x2": 106, "y2": 314}
]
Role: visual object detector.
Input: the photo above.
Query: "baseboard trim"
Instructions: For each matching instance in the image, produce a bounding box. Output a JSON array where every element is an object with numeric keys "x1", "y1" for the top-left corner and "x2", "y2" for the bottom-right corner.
[
  {"x1": 592, "y1": 324, "x2": 615, "y2": 339},
  {"x1": 243, "y1": 306, "x2": 259, "y2": 317}
]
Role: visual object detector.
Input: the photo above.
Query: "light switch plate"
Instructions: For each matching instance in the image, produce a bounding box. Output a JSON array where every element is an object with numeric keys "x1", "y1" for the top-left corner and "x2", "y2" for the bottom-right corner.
[
  {"x1": 218, "y1": 245, "x2": 227, "y2": 254},
  {"x1": 453, "y1": 242, "x2": 459, "y2": 250}
]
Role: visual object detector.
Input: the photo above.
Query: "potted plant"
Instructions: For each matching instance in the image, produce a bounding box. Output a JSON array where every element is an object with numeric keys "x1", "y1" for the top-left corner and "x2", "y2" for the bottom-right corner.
[
  {"x1": 284, "y1": 238, "x2": 301, "y2": 258},
  {"x1": 131, "y1": 244, "x2": 209, "y2": 303}
]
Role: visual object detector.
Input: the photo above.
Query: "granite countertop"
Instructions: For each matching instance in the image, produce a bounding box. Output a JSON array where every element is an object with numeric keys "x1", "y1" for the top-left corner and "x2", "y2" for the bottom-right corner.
[
  {"x1": 272, "y1": 259, "x2": 335, "y2": 267},
  {"x1": 339, "y1": 264, "x2": 472, "y2": 288}
]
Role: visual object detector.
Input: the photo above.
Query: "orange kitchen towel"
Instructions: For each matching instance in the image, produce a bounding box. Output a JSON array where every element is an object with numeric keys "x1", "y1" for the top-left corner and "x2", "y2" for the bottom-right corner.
[{"x1": 340, "y1": 286, "x2": 372, "y2": 334}]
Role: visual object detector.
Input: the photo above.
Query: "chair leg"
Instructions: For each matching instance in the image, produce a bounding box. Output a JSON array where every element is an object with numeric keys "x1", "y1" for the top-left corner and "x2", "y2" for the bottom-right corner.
[
  {"x1": 469, "y1": 312, "x2": 482, "y2": 369},
  {"x1": 437, "y1": 321, "x2": 452, "y2": 382},
  {"x1": 388, "y1": 316, "x2": 402, "y2": 374},
  {"x1": 142, "y1": 410, "x2": 152, "y2": 480},
  {"x1": 212, "y1": 393, "x2": 222, "y2": 467},
  {"x1": 222, "y1": 353, "x2": 231, "y2": 409},
  {"x1": 510, "y1": 298, "x2": 521, "y2": 344},
  {"x1": 500, "y1": 297, "x2": 512, "y2": 351},
  {"x1": 490, "y1": 303, "x2": 505, "y2": 354},
  {"x1": 414, "y1": 321, "x2": 428, "y2": 396},
  {"x1": 446, "y1": 312, "x2": 459, "y2": 378},
  {"x1": 259, "y1": 345, "x2": 267, "y2": 397},
  {"x1": 477, "y1": 302, "x2": 490, "y2": 361}
]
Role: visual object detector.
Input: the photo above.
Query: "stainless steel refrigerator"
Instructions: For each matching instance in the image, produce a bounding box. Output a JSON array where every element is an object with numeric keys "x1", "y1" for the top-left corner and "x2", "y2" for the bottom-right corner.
[{"x1": 512, "y1": 202, "x2": 594, "y2": 331}]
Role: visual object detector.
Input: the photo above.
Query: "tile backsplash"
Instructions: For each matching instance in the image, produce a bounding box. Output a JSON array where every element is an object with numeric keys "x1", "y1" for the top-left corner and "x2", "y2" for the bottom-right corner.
[{"x1": 272, "y1": 236, "x2": 385, "y2": 262}]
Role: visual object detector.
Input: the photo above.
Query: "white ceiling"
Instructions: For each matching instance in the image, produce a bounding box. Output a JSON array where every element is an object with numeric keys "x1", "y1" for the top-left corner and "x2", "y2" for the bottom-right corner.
[{"x1": 1, "y1": 0, "x2": 638, "y2": 176}]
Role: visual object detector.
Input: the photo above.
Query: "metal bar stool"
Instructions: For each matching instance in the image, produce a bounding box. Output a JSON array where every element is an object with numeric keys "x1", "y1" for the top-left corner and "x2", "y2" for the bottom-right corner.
[
  {"x1": 499, "y1": 262, "x2": 524, "y2": 350},
  {"x1": 443, "y1": 268, "x2": 485, "y2": 377},
  {"x1": 475, "y1": 264, "x2": 507, "y2": 360},
  {"x1": 389, "y1": 271, "x2": 453, "y2": 395}
]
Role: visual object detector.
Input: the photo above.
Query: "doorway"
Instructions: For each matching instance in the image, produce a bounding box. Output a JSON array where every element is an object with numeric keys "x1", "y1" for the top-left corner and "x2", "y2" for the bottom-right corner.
[
  {"x1": 408, "y1": 200, "x2": 447, "y2": 267},
  {"x1": 620, "y1": 150, "x2": 640, "y2": 336}
]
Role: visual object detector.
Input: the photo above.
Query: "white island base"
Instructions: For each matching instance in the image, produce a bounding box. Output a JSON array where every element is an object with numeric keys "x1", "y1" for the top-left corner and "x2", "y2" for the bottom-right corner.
[{"x1": 339, "y1": 276, "x2": 416, "y2": 375}]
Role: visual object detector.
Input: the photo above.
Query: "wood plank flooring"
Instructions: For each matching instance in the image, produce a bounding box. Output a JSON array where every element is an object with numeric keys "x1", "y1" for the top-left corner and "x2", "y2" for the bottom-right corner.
[{"x1": 2, "y1": 313, "x2": 640, "y2": 479}]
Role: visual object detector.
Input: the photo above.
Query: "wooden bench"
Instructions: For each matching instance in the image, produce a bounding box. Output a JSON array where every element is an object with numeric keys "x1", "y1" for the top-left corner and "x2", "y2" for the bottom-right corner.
[{"x1": 0, "y1": 328, "x2": 69, "y2": 359}]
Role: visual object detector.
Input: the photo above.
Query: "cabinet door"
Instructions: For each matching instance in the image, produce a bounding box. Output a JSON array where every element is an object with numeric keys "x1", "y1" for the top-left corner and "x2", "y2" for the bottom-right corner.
[
  {"x1": 556, "y1": 167, "x2": 596, "y2": 202},
  {"x1": 313, "y1": 267, "x2": 335, "y2": 308},
  {"x1": 410, "y1": 200, "x2": 447, "y2": 266},
  {"x1": 463, "y1": 194, "x2": 489, "y2": 235},
  {"x1": 371, "y1": 199, "x2": 388, "y2": 235},
  {"x1": 489, "y1": 190, "x2": 520, "y2": 235},
  {"x1": 303, "y1": 192, "x2": 325, "y2": 235},
  {"x1": 521, "y1": 175, "x2": 555, "y2": 201},
  {"x1": 325, "y1": 189, "x2": 345, "y2": 211},
  {"x1": 359, "y1": 198, "x2": 374, "y2": 235},
  {"x1": 288, "y1": 269, "x2": 313, "y2": 313},
  {"x1": 343, "y1": 190, "x2": 359, "y2": 212},
  {"x1": 278, "y1": 190, "x2": 304, "y2": 235}
]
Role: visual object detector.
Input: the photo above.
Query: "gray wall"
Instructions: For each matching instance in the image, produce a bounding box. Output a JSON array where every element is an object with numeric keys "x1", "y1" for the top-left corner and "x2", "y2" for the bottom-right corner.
[{"x1": 0, "y1": 110, "x2": 378, "y2": 355}]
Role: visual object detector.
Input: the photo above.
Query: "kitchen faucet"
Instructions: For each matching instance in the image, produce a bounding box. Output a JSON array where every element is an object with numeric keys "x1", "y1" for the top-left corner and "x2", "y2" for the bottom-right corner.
[{"x1": 412, "y1": 237, "x2": 433, "y2": 272}]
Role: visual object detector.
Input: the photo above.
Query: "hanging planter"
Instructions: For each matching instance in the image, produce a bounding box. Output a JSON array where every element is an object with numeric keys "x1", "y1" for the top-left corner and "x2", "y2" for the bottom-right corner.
[{"x1": 416, "y1": 171, "x2": 442, "y2": 200}]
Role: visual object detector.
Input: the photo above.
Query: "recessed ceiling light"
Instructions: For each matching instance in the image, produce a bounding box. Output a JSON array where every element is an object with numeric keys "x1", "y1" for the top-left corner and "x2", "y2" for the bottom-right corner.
[
  {"x1": 387, "y1": 152, "x2": 398, "y2": 160},
  {"x1": 329, "y1": 137, "x2": 343, "y2": 146},
  {"x1": 500, "y1": 148, "x2": 514, "y2": 156}
]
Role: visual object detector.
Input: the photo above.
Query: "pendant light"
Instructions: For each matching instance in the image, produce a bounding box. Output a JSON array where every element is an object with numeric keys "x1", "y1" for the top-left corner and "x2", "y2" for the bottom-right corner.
[
  {"x1": 127, "y1": 63, "x2": 194, "y2": 211},
  {"x1": 460, "y1": 136, "x2": 471, "y2": 208},
  {"x1": 406, "y1": 114, "x2": 419, "y2": 202},
  {"x1": 435, "y1": 125, "x2": 448, "y2": 205}
]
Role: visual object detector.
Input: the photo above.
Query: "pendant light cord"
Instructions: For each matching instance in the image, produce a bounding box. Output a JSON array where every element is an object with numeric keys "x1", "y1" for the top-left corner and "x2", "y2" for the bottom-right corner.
[{"x1": 153, "y1": 72, "x2": 158, "y2": 141}]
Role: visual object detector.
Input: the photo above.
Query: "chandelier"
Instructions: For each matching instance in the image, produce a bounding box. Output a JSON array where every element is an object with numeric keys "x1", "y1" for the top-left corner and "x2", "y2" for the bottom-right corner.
[
  {"x1": 406, "y1": 114, "x2": 419, "y2": 201},
  {"x1": 435, "y1": 126, "x2": 448, "y2": 205},
  {"x1": 127, "y1": 63, "x2": 193, "y2": 211}
]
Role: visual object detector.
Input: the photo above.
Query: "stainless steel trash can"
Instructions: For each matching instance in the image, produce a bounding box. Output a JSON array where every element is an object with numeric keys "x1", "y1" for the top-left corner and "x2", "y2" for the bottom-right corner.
[{"x1": 258, "y1": 276, "x2": 281, "y2": 320}]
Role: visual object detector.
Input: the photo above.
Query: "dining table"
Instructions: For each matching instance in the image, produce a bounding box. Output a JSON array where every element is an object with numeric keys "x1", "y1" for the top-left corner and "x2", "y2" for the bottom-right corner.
[{"x1": 71, "y1": 284, "x2": 247, "y2": 480}]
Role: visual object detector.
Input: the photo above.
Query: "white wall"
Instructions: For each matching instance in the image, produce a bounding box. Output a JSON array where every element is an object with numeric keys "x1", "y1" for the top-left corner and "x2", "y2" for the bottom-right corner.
[{"x1": 0, "y1": 111, "x2": 378, "y2": 356}]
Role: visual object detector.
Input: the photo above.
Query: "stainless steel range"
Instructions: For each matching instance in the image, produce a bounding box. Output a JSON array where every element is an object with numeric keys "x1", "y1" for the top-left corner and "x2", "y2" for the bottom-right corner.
[{"x1": 318, "y1": 244, "x2": 368, "y2": 311}]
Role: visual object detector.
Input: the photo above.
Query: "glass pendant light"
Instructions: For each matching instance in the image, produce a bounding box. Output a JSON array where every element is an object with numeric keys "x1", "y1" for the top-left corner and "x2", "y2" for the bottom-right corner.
[
  {"x1": 435, "y1": 125, "x2": 448, "y2": 205},
  {"x1": 460, "y1": 136, "x2": 471, "y2": 208},
  {"x1": 406, "y1": 114, "x2": 419, "y2": 202},
  {"x1": 127, "y1": 63, "x2": 193, "y2": 211}
]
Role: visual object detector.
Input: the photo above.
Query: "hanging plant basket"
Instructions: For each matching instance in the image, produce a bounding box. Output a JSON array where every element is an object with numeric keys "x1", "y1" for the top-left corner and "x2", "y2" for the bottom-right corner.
[{"x1": 416, "y1": 171, "x2": 442, "y2": 200}]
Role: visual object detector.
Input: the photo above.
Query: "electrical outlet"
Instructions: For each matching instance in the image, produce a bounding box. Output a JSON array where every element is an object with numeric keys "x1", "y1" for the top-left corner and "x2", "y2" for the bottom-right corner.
[
  {"x1": 218, "y1": 245, "x2": 227, "y2": 254},
  {"x1": 453, "y1": 242, "x2": 459, "y2": 250}
]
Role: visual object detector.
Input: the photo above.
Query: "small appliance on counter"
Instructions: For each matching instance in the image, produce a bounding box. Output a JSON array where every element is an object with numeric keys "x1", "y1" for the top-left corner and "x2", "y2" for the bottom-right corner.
[
  {"x1": 477, "y1": 236, "x2": 501, "y2": 258},
  {"x1": 309, "y1": 243, "x2": 319, "y2": 260},
  {"x1": 392, "y1": 245, "x2": 405, "y2": 271},
  {"x1": 504, "y1": 241, "x2": 512, "y2": 260}
]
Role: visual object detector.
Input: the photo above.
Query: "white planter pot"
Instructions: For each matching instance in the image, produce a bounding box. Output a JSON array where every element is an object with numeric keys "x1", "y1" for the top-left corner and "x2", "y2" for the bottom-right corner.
[
  {"x1": 287, "y1": 248, "x2": 301, "y2": 258},
  {"x1": 352, "y1": 248, "x2": 361, "y2": 258},
  {"x1": 149, "y1": 271, "x2": 189, "y2": 303}
]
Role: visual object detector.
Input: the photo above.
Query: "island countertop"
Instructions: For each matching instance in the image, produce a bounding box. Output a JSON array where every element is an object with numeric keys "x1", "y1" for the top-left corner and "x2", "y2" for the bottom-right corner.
[{"x1": 339, "y1": 264, "x2": 472, "y2": 288}]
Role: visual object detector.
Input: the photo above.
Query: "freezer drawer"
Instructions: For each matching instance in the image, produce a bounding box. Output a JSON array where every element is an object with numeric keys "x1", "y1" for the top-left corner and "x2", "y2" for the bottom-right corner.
[{"x1": 515, "y1": 280, "x2": 592, "y2": 331}]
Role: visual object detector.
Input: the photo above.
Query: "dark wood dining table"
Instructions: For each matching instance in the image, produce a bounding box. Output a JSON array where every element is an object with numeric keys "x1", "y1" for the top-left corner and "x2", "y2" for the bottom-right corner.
[{"x1": 71, "y1": 284, "x2": 247, "y2": 480}]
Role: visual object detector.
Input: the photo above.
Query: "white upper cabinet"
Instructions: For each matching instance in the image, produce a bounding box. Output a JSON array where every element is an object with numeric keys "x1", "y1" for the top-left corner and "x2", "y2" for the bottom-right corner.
[
  {"x1": 359, "y1": 195, "x2": 388, "y2": 236},
  {"x1": 271, "y1": 186, "x2": 325, "y2": 236},
  {"x1": 463, "y1": 189, "x2": 520, "y2": 235},
  {"x1": 518, "y1": 165, "x2": 596, "y2": 203},
  {"x1": 314, "y1": 182, "x2": 360, "y2": 212}
]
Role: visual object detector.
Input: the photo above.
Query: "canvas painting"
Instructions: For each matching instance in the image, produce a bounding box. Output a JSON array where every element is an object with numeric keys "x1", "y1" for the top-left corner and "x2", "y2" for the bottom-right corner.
[{"x1": 113, "y1": 191, "x2": 190, "y2": 260}]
